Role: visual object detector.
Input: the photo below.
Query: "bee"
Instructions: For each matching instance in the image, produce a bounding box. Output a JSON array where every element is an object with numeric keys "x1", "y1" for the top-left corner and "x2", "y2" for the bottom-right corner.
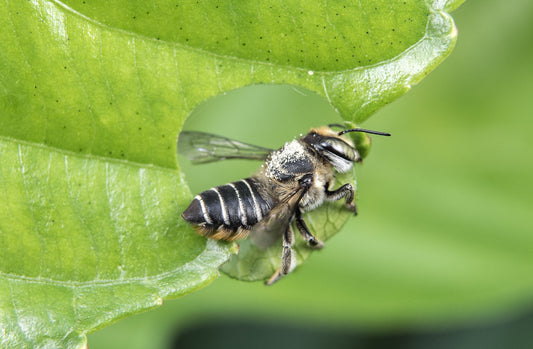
[{"x1": 179, "y1": 124, "x2": 390, "y2": 285}]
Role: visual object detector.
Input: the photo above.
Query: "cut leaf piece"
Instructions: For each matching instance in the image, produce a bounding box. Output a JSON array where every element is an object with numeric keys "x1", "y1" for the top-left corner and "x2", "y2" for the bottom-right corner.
[{"x1": 221, "y1": 170, "x2": 356, "y2": 282}]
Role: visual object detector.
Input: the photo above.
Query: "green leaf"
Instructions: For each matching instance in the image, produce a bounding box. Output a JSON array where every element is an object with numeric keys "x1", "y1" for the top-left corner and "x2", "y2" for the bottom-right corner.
[
  {"x1": 0, "y1": 0, "x2": 460, "y2": 347},
  {"x1": 0, "y1": 138, "x2": 237, "y2": 347}
]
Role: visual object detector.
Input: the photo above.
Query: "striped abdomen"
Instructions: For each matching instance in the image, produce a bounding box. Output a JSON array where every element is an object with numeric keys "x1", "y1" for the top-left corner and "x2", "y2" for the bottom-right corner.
[{"x1": 182, "y1": 177, "x2": 273, "y2": 241}]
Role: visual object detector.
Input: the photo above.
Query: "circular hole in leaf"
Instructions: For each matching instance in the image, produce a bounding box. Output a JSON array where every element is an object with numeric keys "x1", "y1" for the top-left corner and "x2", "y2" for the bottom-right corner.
[{"x1": 178, "y1": 84, "x2": 359, "y2": 282}]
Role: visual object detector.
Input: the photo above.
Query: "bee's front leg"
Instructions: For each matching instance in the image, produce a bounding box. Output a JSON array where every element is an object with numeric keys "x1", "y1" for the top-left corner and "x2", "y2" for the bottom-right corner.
[
  {"x1": 325, "y1": 183, "x2": 357, "y2": 215},
  {"x1": 265, "y1": 225, "x2": 295, "y2": 286}
]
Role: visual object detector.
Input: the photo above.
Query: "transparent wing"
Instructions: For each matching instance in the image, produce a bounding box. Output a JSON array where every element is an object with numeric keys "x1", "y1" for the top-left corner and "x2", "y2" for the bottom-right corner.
[
  {"x1": 178, "y1": 131, "x2": 273, "y2": 164},
  {"x1": 249, "y1": 187, "x2": 304, "y2": 249}
]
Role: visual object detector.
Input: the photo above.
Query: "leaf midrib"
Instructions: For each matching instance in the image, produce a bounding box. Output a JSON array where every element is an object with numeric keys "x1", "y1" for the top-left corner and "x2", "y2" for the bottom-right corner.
[{"x1": 0, "y1": 240, "x2": 227, "y2": 287}]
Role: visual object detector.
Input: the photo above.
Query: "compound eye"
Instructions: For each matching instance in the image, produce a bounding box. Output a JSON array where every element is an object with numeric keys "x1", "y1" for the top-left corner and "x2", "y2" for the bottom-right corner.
[{"x1": 320, "y1": 139, "x2": 357, "y2": 162}]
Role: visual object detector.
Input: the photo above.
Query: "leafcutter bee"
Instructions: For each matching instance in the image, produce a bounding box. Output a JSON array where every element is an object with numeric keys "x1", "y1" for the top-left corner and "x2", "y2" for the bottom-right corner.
[{"x1": 179, "y1": 124, "x2": 390, "y2": 285}]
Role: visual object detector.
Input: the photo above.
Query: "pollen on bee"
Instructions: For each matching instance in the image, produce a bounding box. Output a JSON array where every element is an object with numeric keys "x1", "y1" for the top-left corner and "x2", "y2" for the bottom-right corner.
[{"x1": 265, "y1": 140, "x2": 308, "y2": 179}]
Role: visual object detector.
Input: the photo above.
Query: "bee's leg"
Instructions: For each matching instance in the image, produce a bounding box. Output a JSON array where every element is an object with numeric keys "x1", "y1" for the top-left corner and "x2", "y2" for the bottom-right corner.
[
  {"x1": 295, "y1": 209, "x2": 324, "y2": 249},
  {"x1": 265, "y1": 226, "x2": 295, "y2": 286},
  {"x1": 325, "y1": 183, "x2": 357, "y2": 215},
  {"x1": 266, "y1": 174, "x2": 314, "y2": 286}
]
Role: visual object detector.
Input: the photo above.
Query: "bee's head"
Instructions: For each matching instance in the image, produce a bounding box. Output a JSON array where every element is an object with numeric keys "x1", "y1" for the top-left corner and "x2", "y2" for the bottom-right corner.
[{"x1": 301, "y1": 124, "x2": 390, "y2": 173}]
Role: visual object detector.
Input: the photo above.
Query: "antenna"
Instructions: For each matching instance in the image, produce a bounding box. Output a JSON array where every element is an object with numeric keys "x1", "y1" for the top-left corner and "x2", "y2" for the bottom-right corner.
[{"x1": 338, "y1": 128, "x2": 391, "y2": 137}]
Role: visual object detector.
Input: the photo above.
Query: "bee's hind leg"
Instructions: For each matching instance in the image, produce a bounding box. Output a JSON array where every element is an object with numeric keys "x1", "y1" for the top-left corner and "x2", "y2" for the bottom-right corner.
[
  {"x1": 265, "y1": 226, "x2": 295, "y2": 286},
  {"x1": 295, "y1": 209, "x2": 324, "y2": 249}
]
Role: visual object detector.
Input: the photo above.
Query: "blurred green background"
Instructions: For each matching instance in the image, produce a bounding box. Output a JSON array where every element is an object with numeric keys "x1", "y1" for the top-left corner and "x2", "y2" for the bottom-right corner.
[{"x1": 89, "y1": 1, "x2": 533, "y2": 348}]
